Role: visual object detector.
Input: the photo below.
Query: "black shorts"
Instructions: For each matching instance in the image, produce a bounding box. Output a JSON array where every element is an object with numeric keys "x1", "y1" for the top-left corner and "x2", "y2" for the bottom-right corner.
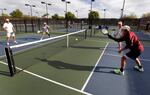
[{"x1": 126, "y1": 50, "x2": 141, "y2": 60}]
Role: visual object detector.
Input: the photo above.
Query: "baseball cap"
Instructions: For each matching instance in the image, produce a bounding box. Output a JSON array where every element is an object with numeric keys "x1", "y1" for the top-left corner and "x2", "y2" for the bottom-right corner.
[{"x1": 6, "y1": 18, "x2": 9, "y2": 22}]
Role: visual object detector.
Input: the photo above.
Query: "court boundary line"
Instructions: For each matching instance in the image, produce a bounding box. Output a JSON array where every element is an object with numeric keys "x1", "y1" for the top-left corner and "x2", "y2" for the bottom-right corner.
[
  {"x1": 104, "y1": 53, "x2": 150, "y2": 62},
  {"x1": 0, "y1": 61, "x2": 92, "y2": 95},
  {"x1": 81, "y1": 42, "x2": 109, "y2": 91}
]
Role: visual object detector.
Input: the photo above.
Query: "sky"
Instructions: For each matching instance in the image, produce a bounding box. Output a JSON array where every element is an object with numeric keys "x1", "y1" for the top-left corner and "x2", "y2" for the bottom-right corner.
[{"x1": 0, "y1": 0, "x2": 150, "y2": 18}]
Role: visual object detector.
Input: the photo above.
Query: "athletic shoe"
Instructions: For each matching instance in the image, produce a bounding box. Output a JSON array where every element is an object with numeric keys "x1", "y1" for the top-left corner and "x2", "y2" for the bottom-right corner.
[
  {"x1": 14, "y1": 41, "x2": 18, "y2": 44},
  {"x1": 134, "y1": 66, "x2": 144, "y2": 72},
  {"x1": 114, "y1": 69, "x2": 124, "y2": 75}
]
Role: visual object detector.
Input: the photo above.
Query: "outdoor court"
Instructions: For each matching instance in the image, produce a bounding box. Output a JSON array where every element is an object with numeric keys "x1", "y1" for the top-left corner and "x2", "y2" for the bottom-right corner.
[{"x1": 0, "y1": 29, "x2": 150, "y2": 95}]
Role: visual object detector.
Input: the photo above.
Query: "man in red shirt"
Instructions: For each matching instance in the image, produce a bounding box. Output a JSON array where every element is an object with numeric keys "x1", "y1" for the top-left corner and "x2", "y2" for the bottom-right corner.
[{"x1": 108, "y1": 25, "x2": 144, "y2": 75}]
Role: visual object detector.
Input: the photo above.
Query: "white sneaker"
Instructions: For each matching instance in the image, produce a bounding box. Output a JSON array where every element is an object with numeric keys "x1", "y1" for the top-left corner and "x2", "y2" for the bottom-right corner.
[
  {"x1": 14, "y1": 41, "x2": 18, "y2": 44},
  {"x1": 134, "y1": 66, "x2": 144, "y2": 72}
]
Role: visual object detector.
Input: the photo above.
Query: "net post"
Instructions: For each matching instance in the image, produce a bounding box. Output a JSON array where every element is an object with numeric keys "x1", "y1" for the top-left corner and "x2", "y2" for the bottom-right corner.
[
  {"x1": 5, "y1": 46, "x2": 16, "y2": 76},
  {"x1": 85, "y1": 29, "x2": 87, "y2": 39},
  {"x1": 67, "y1": 35, "x2": 69, "y2": 48}
]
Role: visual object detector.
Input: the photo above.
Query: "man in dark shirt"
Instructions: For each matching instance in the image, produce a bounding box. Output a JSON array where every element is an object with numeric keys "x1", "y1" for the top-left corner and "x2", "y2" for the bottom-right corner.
[{"x1": 108, "y1": 25, "x2": 144, "y2": 75}]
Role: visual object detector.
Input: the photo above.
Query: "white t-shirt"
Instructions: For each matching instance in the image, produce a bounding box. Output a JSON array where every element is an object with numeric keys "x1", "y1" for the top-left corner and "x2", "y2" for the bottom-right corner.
[
  {"x1": 42, "y1": 25, "x2": 49, "y2": 32},
  {"x1": 3, "y1": 22, "x2": 14, "y2": 33},
  {"x1": 113, "y1": 27, "x2": 123, "y2": 38}
]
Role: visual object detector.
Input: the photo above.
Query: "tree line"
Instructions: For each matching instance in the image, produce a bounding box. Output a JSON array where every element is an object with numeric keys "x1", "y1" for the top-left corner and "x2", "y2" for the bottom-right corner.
[{"x1": 0, "y1": 9, "x2": 150, "y2": 20}]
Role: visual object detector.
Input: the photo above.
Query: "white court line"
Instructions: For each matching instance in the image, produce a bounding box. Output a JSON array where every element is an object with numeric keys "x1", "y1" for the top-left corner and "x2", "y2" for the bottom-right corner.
[
  {"x1": 104, "y1": 53, "x2": 150, "y2": 62},
  {"x1": 0, "y1": 61, "x2": 92, "y2": 95},
  {"x1": 81, "y1": 42, "x2": 109, "y2": 91}
]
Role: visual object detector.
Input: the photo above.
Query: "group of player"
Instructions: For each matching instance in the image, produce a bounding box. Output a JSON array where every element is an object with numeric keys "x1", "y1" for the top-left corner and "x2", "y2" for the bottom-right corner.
[
  {"x1": 2, "y1": 18, "x2": 146, "y2": 75},
  {"x1": 2, "y1": 18, "x2": 51, "y2": 46}
]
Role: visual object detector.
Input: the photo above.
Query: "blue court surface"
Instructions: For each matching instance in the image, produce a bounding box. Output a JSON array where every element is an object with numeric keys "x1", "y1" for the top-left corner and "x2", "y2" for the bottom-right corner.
[
  {"x1": 0, "y1": 34, "x2": 52, "y2": 56},
  {"x1": 83, "y1": 36, "x2": 150, "y2": 95}
]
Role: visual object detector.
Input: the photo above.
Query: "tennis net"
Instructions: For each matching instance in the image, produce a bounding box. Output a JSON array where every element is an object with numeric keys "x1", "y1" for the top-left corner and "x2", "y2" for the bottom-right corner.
[{"x1": 3, "y1": 29, "x2": 87, "y2": 76}]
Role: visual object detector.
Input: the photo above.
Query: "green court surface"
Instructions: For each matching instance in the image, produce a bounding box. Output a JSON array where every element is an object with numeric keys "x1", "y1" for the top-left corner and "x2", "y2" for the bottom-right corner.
[{"x1": 0, "y1": 37, "x2": 108, "y2": 95}]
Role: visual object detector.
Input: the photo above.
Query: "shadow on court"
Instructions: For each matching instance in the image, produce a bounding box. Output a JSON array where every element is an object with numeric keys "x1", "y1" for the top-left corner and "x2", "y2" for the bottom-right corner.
[
  {"x1": 36, "y1": 58, "x2": 94, "y2": 71},
  {"x1": 36, "y1": 58, "x2": 119, "y2": 73}
]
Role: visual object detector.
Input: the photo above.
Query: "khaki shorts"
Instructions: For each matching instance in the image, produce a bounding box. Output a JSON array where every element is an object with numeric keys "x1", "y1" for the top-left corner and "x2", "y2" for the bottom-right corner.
[{"x1": 7, "y1": 32, "x2": 15, "y2": 37}]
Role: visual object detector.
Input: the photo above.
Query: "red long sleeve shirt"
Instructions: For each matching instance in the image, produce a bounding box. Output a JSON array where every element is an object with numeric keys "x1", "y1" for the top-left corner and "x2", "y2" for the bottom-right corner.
[{"x1": 109, "y1": 31, "x2": 144, "y2": 52}]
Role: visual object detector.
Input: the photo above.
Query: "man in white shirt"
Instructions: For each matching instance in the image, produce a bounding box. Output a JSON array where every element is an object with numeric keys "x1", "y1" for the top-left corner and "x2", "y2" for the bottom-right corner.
[
  {"x1": 40, "y1": 22, "x2": 50, "y2": 40},
  {"x1": 114, "y1": 21, "x2": 123, "y2": 52},
  {"x1": 3, "y1": 18, "x2": 17, "y2": 45}
]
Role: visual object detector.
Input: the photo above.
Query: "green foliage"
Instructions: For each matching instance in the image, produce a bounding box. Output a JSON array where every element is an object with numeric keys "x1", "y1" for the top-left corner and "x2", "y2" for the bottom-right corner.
[
  {"x1": 52, "y1": 14, "x2": 65, "y2": 20},
  {"x1": 88, "y1": 11, "x2": 99, "y2": 19},
  {"x1": 42, "y1": 13, "x2": 49, "y2": 18},
  {"x1": 0, "y1": 13, "x2": 9, "y2": 19},
  {"x1": 10, "y1": 9, "x2": 23, "y2": 18},
  {"x1": 142, "y1": 13, "x2": 150, "y2": 18},
  {"x1": 52, "y1": 14, "x2": 59, "y2": 19},
  {"x1": 65, "y1": 12, "x2": 76, "y2": 20},
  {"x1": 122, "y1": 13, "x2": 137, "y2": 19}
]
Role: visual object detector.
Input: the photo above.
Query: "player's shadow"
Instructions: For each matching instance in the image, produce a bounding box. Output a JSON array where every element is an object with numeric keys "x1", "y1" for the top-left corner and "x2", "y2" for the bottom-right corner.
[
  {"x1": 95, "y1": 66, "x2": 119, "y2": 75},
  {"x1": 36, "y1": 58, "x2": 118, "y2": 74},
  {"x1": 36, "y1": 58, "x2": 94, "y2": 71}
]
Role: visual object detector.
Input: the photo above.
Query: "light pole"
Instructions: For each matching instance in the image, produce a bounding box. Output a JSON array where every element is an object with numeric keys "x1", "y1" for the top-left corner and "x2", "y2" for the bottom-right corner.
[
  {"x1": 120, "y1": 0, "x2": 125, "y2": 18},
  {"x1": 90, "y1": 0, "x2": 95, "y2": 37},
  {"x1": 103, "y1": 9, "x2": 106, "y2": 19},
  {"x1": 75, "y1": 10, "x2": 78, "y2": 18},
  {"x1": 0, "y1": 8, "x2": 7, "y2": 16},
  {"x1": 35, "y1": 12, "x2": 39, "y2": 17},
  {"x1": 25, "y1": 4, "x2": 36, "y2": 17},
  {"x1": 61, "y1": 0, "x2": 71, "y2": 33},
  {"x1": 25, "y1": 4, "x2": 36, "y2": 32},
  {"x1": 41, "y1": 2, "x2": 51, "y2": 18},
  {"x1": 91, "y1": 0, "x2": 95, "y2": 12}
]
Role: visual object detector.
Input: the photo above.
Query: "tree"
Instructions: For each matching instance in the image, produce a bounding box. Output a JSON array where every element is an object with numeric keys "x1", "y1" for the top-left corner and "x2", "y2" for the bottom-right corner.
[
  {"x1": 0, "y1": 13, "x2": 9, "y2": 19},
  {"x1": 42, "y1": 13, "x2": 49, "y2": 18},
  {"x1": 52, "y1": 14, "x2": 59, "y2": 19},
  {"x1": 142, "y1": 13, "x2": 150, "y2": 18},
  {"x1": 65, "y1": 12, "x2": 75, "y2": 20},
  {"x1": 122, "y1": 13, "x2": 137, "y2": 19},
  {"x1": 88, "y1": 11, "x2": 100, "y2": 19},
  {"x1": 52, "y1": 14, "x2": 65, "y2": 20},
  {"x1": 10, "y1": 9, "x2": 23, "y2": 18}
]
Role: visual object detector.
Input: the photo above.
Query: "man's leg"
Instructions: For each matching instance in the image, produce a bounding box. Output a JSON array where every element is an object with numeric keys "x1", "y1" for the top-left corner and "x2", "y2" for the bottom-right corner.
[
  {"x1": 12, "y1": 33, "x2": 17, "y2": 44},
  {"x1": 120, "y1": 56, "x2": 127, "y2": 72},
  {"x1": 118, "y1": 42, "x2": 122, "y2": 52},
  {"x1": 46, "y1": 31, "x2": 50, "y2": 37},
  {"x1": 114, "y1": 55, "x2": 126, "y2": 75},
  {"x1": 134, "y1": 58, "x2": 144, "y2": 72},
  {"x1": 128, "y1": 51, "x2": 144, "y2": 72},
  {"x1": 41, "y1": 32, "x2": 45, "y2": 40},
  {"x1": 6, "y1": 33, "x2": 11, "y2": 45},
  {"x1": 6, "y1": 37, "x2": 10, "y2": 45}
]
